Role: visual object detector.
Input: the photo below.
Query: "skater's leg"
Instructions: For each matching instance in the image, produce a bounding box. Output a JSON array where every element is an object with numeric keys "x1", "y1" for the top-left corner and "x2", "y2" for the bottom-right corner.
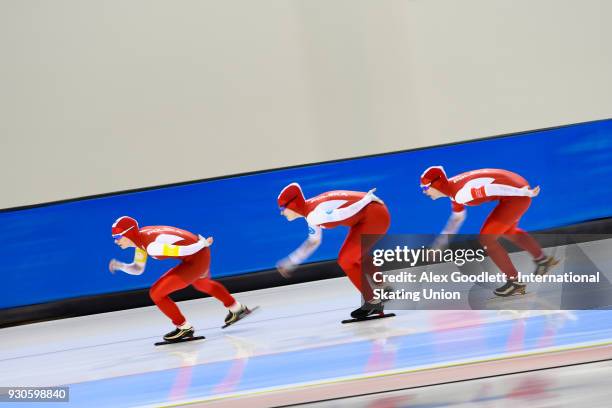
[
  {"x1": 480, "y1": 198, "x2": 538, "y2": 296},
  {"x1": 492, "y1": 196, "x2": 543, "y2": 260},
  {"x1": 504, "y1": 227, "x2": 544, "y2": 259},
  {"x1": 506, "y1": 226, "x2": 559, "y2": 276},
  {"x1": 339, "y1": 203, "x2": 391, "y2": 302},
  {"x1": 187, "y1": 248, "x2": 247, "y2": 325},
  {"x1": 338, "y1": 235, "x2": 370, "y2": 298},
  {"x1": 480, "y1": 220, "x2": 518, "y2": 280},
  {"x1": 188, "y1": 248, "x2": 240, "y2": 309},
  {"x1": 192, "y1": 279, "x2": 236, "y2": 308},
  {"x1": 359, "y1": 203, "x2": 392, "y2": 277},
  {"x1": 150, "y1": 250, "x2": 214, "y2": 327},
  {"x1": 193, "y1": 279, "x2": 246, "y2": 325},
  {"x1": 150, "y1": 268, "x2": 191, "y2": 326},
  {"x1": 480, "y1": 198, "x2": 532, "y2": 279}
]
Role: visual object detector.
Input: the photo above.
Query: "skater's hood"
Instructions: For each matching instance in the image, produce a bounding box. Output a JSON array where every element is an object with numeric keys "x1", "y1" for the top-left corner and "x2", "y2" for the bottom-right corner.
[
  {"x1": 420, "y1": 166, "x2": 451, "y2": 195},
  {"x1": 278, "y1": 183, "x2": 307, "y2": 216},
  {"x1": 112, "y1": 216, "x2": 142, "y2": 246}
]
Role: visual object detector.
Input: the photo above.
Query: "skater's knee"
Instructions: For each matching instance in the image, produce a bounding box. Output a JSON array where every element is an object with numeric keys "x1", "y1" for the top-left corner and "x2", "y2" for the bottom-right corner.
[
  {"x1": 149, "y1": 286, "x2": 159, "y2": 302},
  {"x1": 149, "y1": 285, "x2": 166, "y2": 302},
  {"x1": 479, "y1": 234, "x2": 497, "y2": 248},
  {"x1": 192, "y1": 278, "x2": 213, "y2": 293}
]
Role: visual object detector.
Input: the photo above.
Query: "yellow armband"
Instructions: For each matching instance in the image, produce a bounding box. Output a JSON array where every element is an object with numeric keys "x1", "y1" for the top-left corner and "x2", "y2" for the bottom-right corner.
[
  {"x1": 134, "y1": 248, "x2": 148, "y2": 263},
  {"x1": 161, "y1": 244, "x2": 180, "y2": 257}
]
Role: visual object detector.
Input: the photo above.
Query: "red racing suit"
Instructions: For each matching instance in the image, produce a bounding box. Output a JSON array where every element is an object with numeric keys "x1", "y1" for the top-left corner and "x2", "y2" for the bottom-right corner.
[
  {"x1": 114, "y1": 226, "x2": 235, "y2": 326},
  {"x1": 440, "y1": 169, "x2": 544, "y2": 279},
  {"x1": 281, "y1": 190, "x2": 391, "y2": 300}
]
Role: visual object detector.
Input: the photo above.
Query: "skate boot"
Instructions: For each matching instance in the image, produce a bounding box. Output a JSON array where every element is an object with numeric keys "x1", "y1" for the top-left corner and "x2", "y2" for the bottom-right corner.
[
  {"x1": 494, "y1": 279, "x2": 526, "y2": 297},
  {"x1": 533, "y1": 255, "x2": 559, "y2": 277},
  {"x1": 350, "y1": 301, "x2": 384, "y2": 319},
  {"x1": 163, "y1": 324, "x2": 195, "y2": 342},
  {"x1": 224, "y1": 304, "x2": 250, "y2": 326}
]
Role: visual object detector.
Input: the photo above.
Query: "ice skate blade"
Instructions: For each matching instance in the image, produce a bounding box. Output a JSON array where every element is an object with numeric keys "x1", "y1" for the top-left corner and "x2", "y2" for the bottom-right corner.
[
  {"x1": 342, "y1": 313, "x2": 396, "y2": 324},
  {"x1": 154, "y1": 335, "x2": 205, "y2": 346},
  {"x1": 222, "y1": 306, "x2": 260, "y2": 329},
  {"x1": 487, "y1": 292, "x2": 533, "y2": 301},
  {"x1": 535, "y1": 257, "x2": 560, "y2": 276}
]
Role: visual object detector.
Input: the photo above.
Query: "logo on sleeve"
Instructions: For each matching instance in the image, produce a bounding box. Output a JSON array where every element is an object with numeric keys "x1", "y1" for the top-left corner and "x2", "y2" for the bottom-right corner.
[
  {"x1": 471, "y1": 186, "x2": 486, "y2": 199},
  {"x1": 308, "y1": 226, "x2": 316, "y2": 235}
]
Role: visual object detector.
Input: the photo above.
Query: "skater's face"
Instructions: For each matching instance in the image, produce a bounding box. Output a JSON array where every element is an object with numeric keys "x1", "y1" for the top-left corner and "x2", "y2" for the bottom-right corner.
[
  {"x1": 281, "y1": 207, "x2": 302, "y2": 221},
  {"x1": 114, "y1": 236, "x2": 135, "y2": 249},
  {"x1": 423, "y1": 186, "x2": 446, "y2": 200}
]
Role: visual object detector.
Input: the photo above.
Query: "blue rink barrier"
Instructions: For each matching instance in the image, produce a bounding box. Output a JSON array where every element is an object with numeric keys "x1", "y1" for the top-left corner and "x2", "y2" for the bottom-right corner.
[{"x1": 1, "y1": 119, "x2": 612, "y2": 309}]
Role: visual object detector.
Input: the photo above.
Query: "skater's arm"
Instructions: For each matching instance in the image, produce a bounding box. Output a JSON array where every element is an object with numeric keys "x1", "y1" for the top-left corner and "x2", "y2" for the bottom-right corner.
[
  {"x1": 277, "y1": 225, "x2": 322, "y2": 277},
  {"x1": 442, "y1": 208, "x2": 466, "y2": 235},
  {"x1": 109, "y1": 248, "x2": 148, "y2": 275},
  {"x1": 432, "y1": 207, "x2": 466, "y2": 249},
  {"x1": 146, "y1": 235, "x2": 211, "y2": 257},
  {"x1": 288, "y1": 225, "x2": 322, "y2": 264},
  {"x1": 480, "y1": 184, "x2": 539, "y2": 199},
  {"x1": 456, "y1": 182, "x2": 539, "y2": 204},
  {"x1": 307, "y1": 189, "x2": 382, "y2": 225}
]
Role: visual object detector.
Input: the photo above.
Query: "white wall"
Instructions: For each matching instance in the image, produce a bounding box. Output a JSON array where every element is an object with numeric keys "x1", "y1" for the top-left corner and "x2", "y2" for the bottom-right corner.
[{"x1": 1, "y1": 0, "x2": 611, "y2": 208}]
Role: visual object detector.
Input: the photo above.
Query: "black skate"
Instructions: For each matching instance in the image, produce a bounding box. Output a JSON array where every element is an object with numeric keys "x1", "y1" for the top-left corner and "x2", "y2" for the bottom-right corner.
[
  {"x1": 342, "y1": 301, "x2": 395, "y2": 324},
  {"x1": 533, "y1": 256, "x2": 559, "y2": 277},
  {"x1": 493, "y1": 280, "x2": 527, "y2": 297},
  {"x1": 221, "y1": 305, "x2": 259, "y2": 329},
  {"x1": 154, "y1": 326, "x2": 205, "y2": 346}
]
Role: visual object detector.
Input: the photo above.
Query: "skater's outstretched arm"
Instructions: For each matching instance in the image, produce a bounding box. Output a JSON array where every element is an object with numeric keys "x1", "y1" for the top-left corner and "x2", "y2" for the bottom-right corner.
[
  {"x1": 442, "y1": 209, "x2": 467, "y2": 235},
  {"x1": 109, "y1": 247, "x2": 148, "y2": 275},
  {"x1": 432, "y1": 206, "x2": 466, "y2": 249},
  {"x1": 277, "y1": 225, "x2": 322, "y2": 277},
  {"x1": 147, "y1": 235, "x2": 211, "y2": 257},
  {"x1": 306, "y1": 188, "x2": 382, "y2": 226}
]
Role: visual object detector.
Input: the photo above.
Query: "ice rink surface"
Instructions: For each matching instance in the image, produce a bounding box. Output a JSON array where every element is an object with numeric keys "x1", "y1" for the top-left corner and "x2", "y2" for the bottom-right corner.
[
  {"x1": 2, "y1": 242, "x2": 612, "y2": 407},
  {"x1": 308, "y1": 360, "x2": 612, "y2": 408}
]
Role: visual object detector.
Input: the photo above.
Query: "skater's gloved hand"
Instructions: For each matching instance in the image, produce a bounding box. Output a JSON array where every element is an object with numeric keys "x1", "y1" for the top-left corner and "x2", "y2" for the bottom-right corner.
[
  {"x1": 366, "y1": 188, "x2": 384, "y2": 204},
  {"x1": 205, "y1": 236, "x2": 213, "y2": 246},
  {"x1": 276, "y1": 258, "x2": 296, "y2": 278},
  {"x1": 108, "y1": 259, "x2": 121, "y2": 274},
  {"x1": 528, "y1": 185, "x2": 540, "y2": 197}
]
